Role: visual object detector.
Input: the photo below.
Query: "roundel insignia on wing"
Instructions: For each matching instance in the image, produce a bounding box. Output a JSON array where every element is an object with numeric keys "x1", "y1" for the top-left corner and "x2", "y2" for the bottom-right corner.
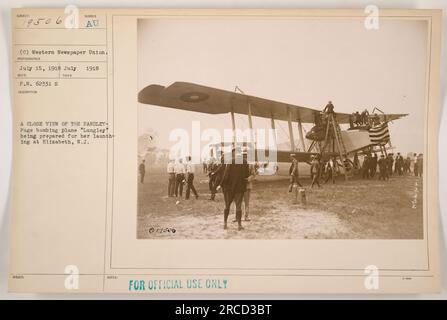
[{"x1": 180, "y1": 92, "x2": 209, "y2": 103}]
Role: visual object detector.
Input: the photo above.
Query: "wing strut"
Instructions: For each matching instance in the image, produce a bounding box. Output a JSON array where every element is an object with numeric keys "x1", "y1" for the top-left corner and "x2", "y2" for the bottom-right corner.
[
  {"x1": 287, "y1": 107, "x2": 295, "y2": 152},
  {"x1": 297, "y1": 118, "x2": 306, "y2": 152},
  {"x1": 270, "y1": 113, "x2": 277, "y2": 149},
  {"x1": 236, "y1": 86, "x2": 256, "y2": 149},
  {"x1": 230, "y1": 108, "x2": 236, "y2": 146},
  {"x1": 247, "y1": 101, "x2": 256, "y2": 149}
]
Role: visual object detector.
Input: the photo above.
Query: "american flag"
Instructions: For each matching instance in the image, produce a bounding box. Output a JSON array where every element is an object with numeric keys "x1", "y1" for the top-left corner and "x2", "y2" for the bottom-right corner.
[{"x1": 369, "y1": 122, "x2": 390, "y2": 145}]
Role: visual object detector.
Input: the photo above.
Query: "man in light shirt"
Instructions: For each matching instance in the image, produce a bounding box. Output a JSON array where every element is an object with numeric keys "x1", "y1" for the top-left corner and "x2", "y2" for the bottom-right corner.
[
  {"x1": 167, "y1": 159, "x2": 176, "y2": 197},
  {"x1": 185, "y1": 156, "x2": 199, "y2": 200},
  {"x1": 174, "y1": 158, "x2": 186, "y2": 197},
  {"x1": 324, "y1": 156, "x2": 337, "y2": 184}
]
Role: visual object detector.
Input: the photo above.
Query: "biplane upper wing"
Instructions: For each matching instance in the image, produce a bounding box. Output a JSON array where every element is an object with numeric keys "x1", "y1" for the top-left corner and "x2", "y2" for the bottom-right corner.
[
  {"x1": 138, "y1": 82, "x2": 408, "y2": 123},
  {"x1": 336, "y1": 113, "x2": 408, "y2": 123},
  {"x1": 138, "y1": 82, "x2": 319, "y2": 123},
  {"x1": 371, "y1": 113, "x2": 409, "y2": 122}
]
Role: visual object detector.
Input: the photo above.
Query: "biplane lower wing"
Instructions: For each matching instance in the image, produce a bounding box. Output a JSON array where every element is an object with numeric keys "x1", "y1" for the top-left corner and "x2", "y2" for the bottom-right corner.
[
  {"x1": 218, "y1": 149, "x2": 316, "y2": 163},
  {"x1": 139, "y1": 82, "x2": 407, "y2": 124},
  {"x1": 256, "y1": 150, "x2": 316, "y2": 163}
]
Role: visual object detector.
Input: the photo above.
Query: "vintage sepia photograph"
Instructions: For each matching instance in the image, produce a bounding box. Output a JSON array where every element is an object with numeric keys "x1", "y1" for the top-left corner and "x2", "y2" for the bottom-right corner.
[
  {"x1": 137, "y1": 18, "x2": 427, "y2": 240},
  {"x1": 7, "y1": 6, "x2": 442, "y2": 295}
]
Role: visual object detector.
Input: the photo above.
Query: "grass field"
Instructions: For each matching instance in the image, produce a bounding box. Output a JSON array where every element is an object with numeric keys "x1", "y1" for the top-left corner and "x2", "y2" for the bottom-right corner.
[{"x1": 137, "y1": 166, "x2": 423, "y2": 239}]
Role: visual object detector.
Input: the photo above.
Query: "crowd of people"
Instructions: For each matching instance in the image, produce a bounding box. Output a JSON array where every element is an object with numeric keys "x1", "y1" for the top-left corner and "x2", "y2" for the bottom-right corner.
[
  {"x1": 287, "y1": 151, "x2": 424, "y2": 189},
  {"x1": 165, "y1": 156, "x2": 199, "y2": 200},
  {"x1": 319, "y1": 102, "x2": 383, "y2": 129},
  {"x1": 288, "y1": 154, "x2": 342, "y2": 190},
  {"x1": 138, "y1": 148, "x2": 423, "y2": 231},
  {"x1": 360, "y1": 152, "x2": 423, "y2": 180},
  {"x1": 349, "y1": 109, "x2": 382, "y2": 128}
]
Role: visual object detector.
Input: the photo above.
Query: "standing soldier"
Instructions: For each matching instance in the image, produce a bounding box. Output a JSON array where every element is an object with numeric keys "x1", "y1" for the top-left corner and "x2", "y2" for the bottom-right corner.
[
  {"x1": 416, "y1": 153, "x2": 423, "y2": 177},
  {"x1": 360, "y1": 109, "x2": 369, "y2": 125},
  {"x1": 218, "y1": 148, "x2": 249, "y2": 231},
  {"x1": 288, "y1": 154, "x2": 303, "y2": 192},
  {"x1": 404, "y1": 156, "x2": 411, "y2": 174},
  {"x1": 354, "y1": 111, "x2": 362, "y2": 126},
  {"x1": 362, "y1": 155, "x2": 370, "y2": 179},
  {"x1": 185, "y1": 156, "x2": 199, "y2": 200},
  {"x1": 167, "y1": 159, "x2": 176, "y2": 197},
  {"x1": 387, "y1": 154, "x2": 394, "y2": 176},
  {"x1": 370, "y1": 153, "x2": 378, "y2": 177},
  {"x1": 398, "y1": 153, "x2": 405, "y2": 175},
  {"x1": 310, "y1": 155, "x2": 321, "y2": 188},
  {"x1": 395, "y1": 152, "x2": 403, "y2": 176},
  {"x1": 413, "y1": 153, "x2": 418, "y2": 176},
  {"x1": 139, "y1": 160, "x2": 146, "y2": 184},
  {"x1": 323, "y1": 100, "x2": 335, "y2": 115},
  {"x1": 378, "y1": 155, "x2": 388, "y2": 180},
  {"x1": 412, "y1": 153, "x2": 418, "y2": 176},
  {"x1": 207, "y1": 159, "x2": 218, "y2": 199},
  {"x1": 324, "y1": 156, "x2": 337, "y2": 184},
  {"x1": 174, "y1": 158, "x2": 185, "y2": 197}
]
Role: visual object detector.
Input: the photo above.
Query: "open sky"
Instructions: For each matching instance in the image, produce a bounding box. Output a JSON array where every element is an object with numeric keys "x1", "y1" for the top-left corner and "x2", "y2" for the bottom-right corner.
[{"x1": 138, "y1": 18, "x2": 428, "y2": 156}]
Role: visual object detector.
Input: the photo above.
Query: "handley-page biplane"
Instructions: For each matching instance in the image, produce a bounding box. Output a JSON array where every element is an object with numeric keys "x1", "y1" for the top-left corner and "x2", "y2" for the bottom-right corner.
[{"x1": 138, "y1": 81, "x2": 407, "y2": 179}]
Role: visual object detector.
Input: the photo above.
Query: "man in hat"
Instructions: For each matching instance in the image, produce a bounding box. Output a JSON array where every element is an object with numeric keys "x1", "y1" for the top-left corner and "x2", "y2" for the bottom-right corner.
[
  {"x1": 167, "y1": 159, "x2": 176, "y2": 197},
  {"x1": 185, "y1": 156, "x2": 199, "y2": 200},
  {"x1": 139, "y1": 160, "x2": 146, "y2": 184},
  {"x1": 370, "y1": 153, "x2": 378, "y2": 178},
  {"x1": 174, "y1": 158, "x2": 185, "y2": 197},
  {"x1": 387, "y1": 154, "x2": 394, "y2": 176},
  {"x1": 416, "y1": 153, "x2": 423, "y2": 177},
  {"x1": 288, "y1": 154, "x2": 302, "y2": 192},
  {"x1": 324, "y1": 156, "x2": 337, "y2": 184},
  {"x1": 362, "y1": 155, "x2": 370, "y2": 179},
  {"x1": 395, "y1": 152, "x2": 404, "y2": 176},
  {"x1": 354, "y1": 111, "x2": 362, "y2": 126},
  {"x1": 403, "y1": 156, "x2": 411, "y2": 174},
  {"x1": 360, "y1": 109, "x2": 369, "y2": 125},
  {"x1": 413, "y1": 153, "x2": 418, "y2": 176},
  {"x1": 378, "y1": 154, "x2": 388, "y2": 180},
  {"x1": 310, "y1": 155, "x2": 321, "y2": 188},
  {"x1": 218, "y1": 147, "x2": 249, "y2": 231},
  {"x1": 323, "y1": 101, "x2": 335, "y2": 114}
]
